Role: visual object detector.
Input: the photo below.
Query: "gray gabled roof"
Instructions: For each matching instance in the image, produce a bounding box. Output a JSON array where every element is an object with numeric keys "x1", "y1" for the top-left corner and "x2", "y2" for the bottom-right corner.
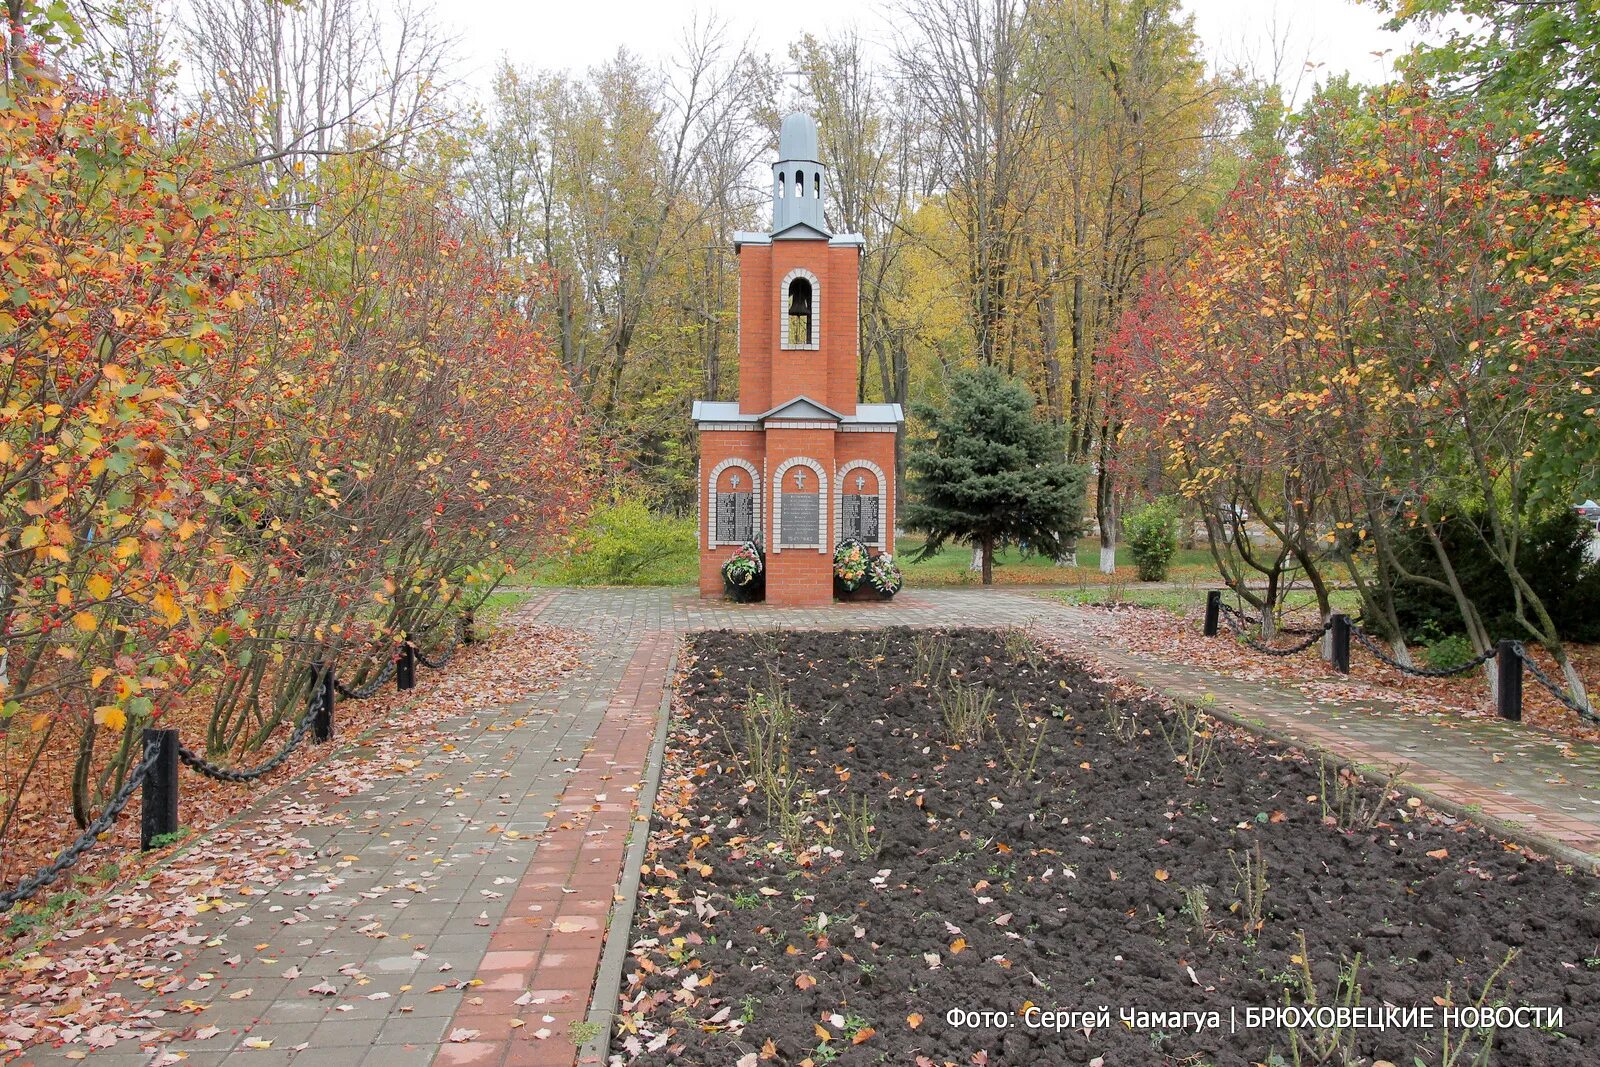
[
  {"x1": 771, "y1": 221, "x2": 832, "y2": 241},
  {"x1": 759, "y1": 395, "x2": 844, "y2": 421},
  {"x1": 692, "y1": 398, "x2": 904, "y2": 426}
]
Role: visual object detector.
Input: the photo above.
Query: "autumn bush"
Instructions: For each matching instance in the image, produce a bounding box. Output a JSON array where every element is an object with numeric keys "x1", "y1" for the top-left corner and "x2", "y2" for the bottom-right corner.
[
  {"x1": 0, "y1": 70, "x2": 594, "y2": 858},
  {"x1": 1111, "y1": 85, "x2": 1600, "y2": 706}
]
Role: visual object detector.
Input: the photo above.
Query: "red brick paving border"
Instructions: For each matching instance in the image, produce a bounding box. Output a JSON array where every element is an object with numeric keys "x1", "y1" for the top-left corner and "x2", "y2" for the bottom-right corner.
[{"x1": 433, "y1": 631, "x2": 675, "y2": 1067}]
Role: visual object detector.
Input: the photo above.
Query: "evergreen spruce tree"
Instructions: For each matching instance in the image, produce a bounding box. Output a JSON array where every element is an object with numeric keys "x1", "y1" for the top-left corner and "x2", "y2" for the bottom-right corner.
[{"x1": 903, "y1": 366, "x2": 1086, "y2": 584}]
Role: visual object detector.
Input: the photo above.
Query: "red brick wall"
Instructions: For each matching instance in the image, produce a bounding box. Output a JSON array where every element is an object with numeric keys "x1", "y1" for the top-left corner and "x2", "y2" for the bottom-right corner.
[
  {"x1": 769, "y1": 242, "x2": 830, "y2": 407},
  {"x1": 697, "y1": 430, "x2": 766, "y2": 597},
  {"x1": 764, "y1": 425, "x2": 836, "y2": 606},
  {"x1": 834, "y1": 432, "x2": 898, "y2": 557},
  {"x1": 737, "y1": 244, "x2": 773, "y2": 415},
  {"x1": 824, "y1": 244, "x2": 860, "y2": 416}
]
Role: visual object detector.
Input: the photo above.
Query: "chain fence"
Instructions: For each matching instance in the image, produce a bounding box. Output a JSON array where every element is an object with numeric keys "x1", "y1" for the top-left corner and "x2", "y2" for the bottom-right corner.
[
  {"x1": 414, "y1": 616, "x2": 465, "y2": 670},
  {"x1": 0, "y1": 745, "x2": 159, "y2": 914},
  {"x1": 1348, "y1": 626, "x2": 1497, "y2": 678},
  {"x1": 0, "y1": 608, "x2": 477, "y2": 916},
  {"x1": 178, "y1": 695, "x2": 318, "y2": 783},
  {"x1": 333, "y1": 653, "x2": 397, "y2": 699},
  {"x1": 1220, "y1": 605, "x2": 1331, "y2": 656},
  {"x1": 1513, "y1": 641, "x2": 1600, "y2": 723},
  {"x1": 1210, "y1": 593, "x2": 1598, "y2": 723}
]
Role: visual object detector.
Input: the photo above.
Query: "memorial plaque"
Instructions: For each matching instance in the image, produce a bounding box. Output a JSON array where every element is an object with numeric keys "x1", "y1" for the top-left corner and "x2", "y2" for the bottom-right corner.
[
  {"x1": 716, "y1": 492, "x2": 753, "y2": 543},
  {"x1": 781, "y1": 493, "x2": 820, "y2": 546},
  {"x1": 842, "y1": 494, "x2": 880, "y2": 542}
]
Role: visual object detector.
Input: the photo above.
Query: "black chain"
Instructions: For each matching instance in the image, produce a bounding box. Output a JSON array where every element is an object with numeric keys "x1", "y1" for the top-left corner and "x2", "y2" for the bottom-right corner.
[
  {"x1": 1219, "y1": 602, "x2": 1261, "y2": 625},
  {"x1": 1220, "y1": 601, "x2": 1325, "y2": 635},
  {"x1": 1222, "y1": 609, "x2": 1330, "y2": 655},
  {"x1": 414, "y1": 617, "x2": 464, "y2": 670},
  {"x1": 0, "y1": 746, "x2": 158, "y2": 913},
  {"x1": 177, "y1": 693, "x2": 317, "y2": 783},
  {"x1": 1512, "y1": 642, "x2": 1600, "y2": 722},
  {"x1": 333, "y1": 654, "x2": 396, "y2": 699},
  {"x1": 1349, "y1": 627, "x2": 1497, "y2": 678}
]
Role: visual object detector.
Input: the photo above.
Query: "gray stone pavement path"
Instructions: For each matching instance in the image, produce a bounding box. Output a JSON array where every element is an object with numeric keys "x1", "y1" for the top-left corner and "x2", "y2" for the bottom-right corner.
[
  {"x1": 11, "y1": 585, "x2": 1600, "y2": 1067},
  {"x1": 10, "y1": 605, "x2": 643, "y2": 1067}
]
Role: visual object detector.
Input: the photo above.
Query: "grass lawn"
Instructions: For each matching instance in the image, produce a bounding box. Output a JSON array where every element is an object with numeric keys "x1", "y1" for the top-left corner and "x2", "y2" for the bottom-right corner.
[
  {"x1": 1044, "y1": 584, "x2": 1364, "y2": 619},
  {"x1": 897, "y1": 536, "x2": 1223, "y2": 587},
  {"x1": 503, "y1": 527, "x2": 1354, "y2": 607}
]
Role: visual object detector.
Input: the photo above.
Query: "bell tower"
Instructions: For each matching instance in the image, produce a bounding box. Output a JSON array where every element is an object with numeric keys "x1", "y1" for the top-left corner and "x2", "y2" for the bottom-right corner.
[{"x1": 692, "y1": 111, "x2": 903, "y2": 605}]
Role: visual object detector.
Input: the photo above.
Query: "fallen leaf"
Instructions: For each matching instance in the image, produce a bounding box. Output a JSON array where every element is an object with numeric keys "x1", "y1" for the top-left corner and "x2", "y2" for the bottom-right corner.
[
  {"x1": 907, "y1": 1013, "x2": 924, "y2": 1029},
  {"x1": 448, "y1": 1028, "x2": 480, "y2": 1042}
]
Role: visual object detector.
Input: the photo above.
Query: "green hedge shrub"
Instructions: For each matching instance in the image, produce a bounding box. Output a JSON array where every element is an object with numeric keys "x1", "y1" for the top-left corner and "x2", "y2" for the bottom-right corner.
[
  {"x1": 1390, "y1": 508, "x2": 1600, "y2": 643},
  {"x1": 1124, "y1": 498, "x2": 1182, "y2": 582},
  {"x1": 558, "y1": 499, "x2": 697, "y2": 586}
]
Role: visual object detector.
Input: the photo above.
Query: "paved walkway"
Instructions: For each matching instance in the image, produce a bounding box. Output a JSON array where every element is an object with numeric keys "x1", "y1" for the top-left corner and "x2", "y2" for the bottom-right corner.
[{"x1": 9, "y1": 587, "x2": 1600, "y2": 1067}]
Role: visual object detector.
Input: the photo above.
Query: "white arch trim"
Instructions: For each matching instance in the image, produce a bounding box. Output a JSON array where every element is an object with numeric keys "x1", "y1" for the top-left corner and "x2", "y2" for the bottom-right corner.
[
  {"x1": 706, "y1": 457, "x2": 761, "y2": 549},
  {"x1": 778, "y1": 267, "x2": 820, "y2": 351},
  {"x1": 771, "y1": 456, "x2": 828, "y2": 553},
  {"x1": 834, "y1": 459, "x2": 888, "y2": 550}
]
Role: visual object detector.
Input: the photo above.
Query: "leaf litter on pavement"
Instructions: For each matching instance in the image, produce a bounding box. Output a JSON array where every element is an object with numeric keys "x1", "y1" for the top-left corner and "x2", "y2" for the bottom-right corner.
[{"x1": 0, "y1": 607, "x2": 585, "y2": 1060}]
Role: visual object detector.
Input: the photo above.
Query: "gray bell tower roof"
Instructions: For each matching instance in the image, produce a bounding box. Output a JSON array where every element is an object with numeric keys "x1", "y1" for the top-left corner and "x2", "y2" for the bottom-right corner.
[
  {"x1": 771, "y1": 112, "x2": 829, "y2": 237},
  {"x1": 778, "y1": 112, "x2": 820, "y2": 162}
]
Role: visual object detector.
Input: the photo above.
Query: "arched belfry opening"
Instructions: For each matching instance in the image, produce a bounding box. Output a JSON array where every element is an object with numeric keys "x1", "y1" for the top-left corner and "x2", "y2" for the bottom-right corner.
[{"x1": 787, "y1": 276, "x2": 812, "y2": 346}]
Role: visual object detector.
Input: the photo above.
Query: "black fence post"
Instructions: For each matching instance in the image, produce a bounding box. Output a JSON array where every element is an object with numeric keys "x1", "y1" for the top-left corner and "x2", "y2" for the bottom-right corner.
[
  {"x1": 1497, "y1": 640, "x2": 1522, "y2": 722},
  {"x1": 1204, "y1": 591, "x2": 1221, "y2": 637},
  {"x1": 140, "y1": 728, "x2": 180, "y2": 850},
  {"x1": 1329, "y1": 614, "x2": 1351, "y2": 674},
  {"x1": 462, "y1": 610, "x2": 475, "y2": 646},
  {"x1": 311, "y1": 661, "x2": 334, "y2": 743},
  {"x1": 396, "y1": 636, "x2": 416, "y2": 691}
]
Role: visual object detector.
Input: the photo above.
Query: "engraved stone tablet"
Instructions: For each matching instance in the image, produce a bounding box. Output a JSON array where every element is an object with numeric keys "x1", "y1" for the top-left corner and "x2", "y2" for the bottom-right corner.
[{"x1": 781, "y1": 493, "x2": 820, "y2": 546}]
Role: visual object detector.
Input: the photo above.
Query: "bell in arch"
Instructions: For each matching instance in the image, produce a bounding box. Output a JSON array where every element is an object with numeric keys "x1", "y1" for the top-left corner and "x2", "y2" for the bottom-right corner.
[
  {"x1": 788, "y1": 284, "x2": 811, "y2": 319},
  {"x1": 786, "y1": 277, "x2": 812, "y2": 346}
]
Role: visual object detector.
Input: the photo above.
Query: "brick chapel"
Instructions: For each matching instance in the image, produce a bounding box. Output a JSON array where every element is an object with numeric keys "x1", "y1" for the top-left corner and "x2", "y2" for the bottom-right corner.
[{"x1": 693, "y1": 112, "x2": 903, "y2": 605}]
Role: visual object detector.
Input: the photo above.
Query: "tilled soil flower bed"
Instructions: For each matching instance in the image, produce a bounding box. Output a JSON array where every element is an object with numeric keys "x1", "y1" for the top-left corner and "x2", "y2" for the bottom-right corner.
[{"x1": 610, "y1": 628, "x2": 1600, "y2": 1066}]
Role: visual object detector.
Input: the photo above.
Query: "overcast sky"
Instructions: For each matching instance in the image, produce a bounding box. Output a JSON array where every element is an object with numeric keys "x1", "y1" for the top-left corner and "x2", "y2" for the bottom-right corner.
[{"x1": 435, "y1": 0, "x2": 1428, "y2": 104}]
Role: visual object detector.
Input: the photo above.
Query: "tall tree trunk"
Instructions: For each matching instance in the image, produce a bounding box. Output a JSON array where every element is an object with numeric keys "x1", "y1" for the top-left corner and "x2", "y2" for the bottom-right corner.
[
  {"x1": 1096, "y1": 426, "x2": 1116, "y2": 574},
  {"x1": 982, "y1": 533, "x2": 995, "y2": 585}
]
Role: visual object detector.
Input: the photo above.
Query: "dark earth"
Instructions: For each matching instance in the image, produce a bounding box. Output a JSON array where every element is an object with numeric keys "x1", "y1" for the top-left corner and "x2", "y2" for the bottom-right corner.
[{"x1": 608, "y1": 628, "x2": 1600, "y2": 1066}]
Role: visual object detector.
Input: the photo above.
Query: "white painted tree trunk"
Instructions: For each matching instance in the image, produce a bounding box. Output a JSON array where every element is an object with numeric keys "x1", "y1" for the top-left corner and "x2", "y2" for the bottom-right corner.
[
  {"x1": 1099, "y1": 544, "x2": 1116, "y2": 574},
  {"x1": 1390, "y1": 638, "x2": 1415, "y2": 668},
  {"x1": 1561, "y1": 657, "x2": 1590, "y2": 710},
  {"x1": 970, "y1": 545, "x2": 983, "y2": 571}
]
